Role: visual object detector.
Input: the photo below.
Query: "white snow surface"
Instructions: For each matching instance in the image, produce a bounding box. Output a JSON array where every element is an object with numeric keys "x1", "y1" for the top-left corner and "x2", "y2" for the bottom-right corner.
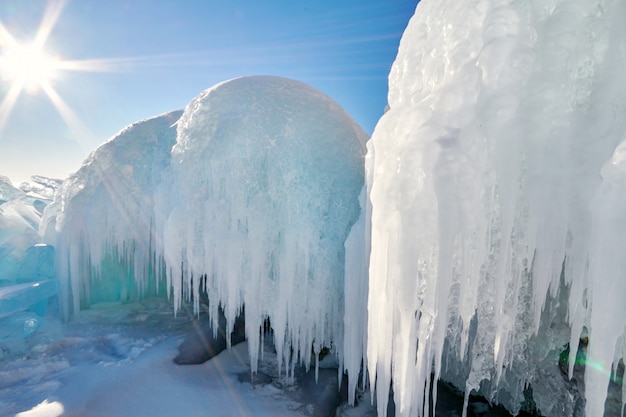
[
  {"x1": 42, "y1": 76, "x2": 367, "y2": 399},
  {"x1": 366, "y1": 1, "x2": 626, "y2": 417},
  {"x1": 0, "y1": 298, "x2": 366, "y2": 417}
]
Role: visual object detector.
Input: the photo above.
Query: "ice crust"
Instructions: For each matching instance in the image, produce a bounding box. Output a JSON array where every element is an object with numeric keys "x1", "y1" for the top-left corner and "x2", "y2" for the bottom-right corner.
[
  {"x1": 366, "y1": 1, "x2": 626, "y2": 417},
  {"x1": 43, "y1": 77, "x2": 367, "y2": 387}
]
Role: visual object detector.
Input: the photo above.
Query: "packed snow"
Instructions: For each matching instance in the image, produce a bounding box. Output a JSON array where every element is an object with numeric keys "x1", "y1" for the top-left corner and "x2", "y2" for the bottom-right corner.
[
  {"x1": 0, "y1": 299, "x2": 360, "y2": 417},
  {"x1": 366, "y1": 0, "x2": 626, "y2": 416}
]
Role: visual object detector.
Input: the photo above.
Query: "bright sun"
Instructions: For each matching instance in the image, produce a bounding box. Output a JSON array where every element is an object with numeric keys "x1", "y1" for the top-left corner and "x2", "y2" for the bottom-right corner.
[
  {"x1": 0, "y1": 42, "x2": 58, "y2": 93},
  {"x1": 0, "y1": 0, "x2": 107, "y2": 137}
]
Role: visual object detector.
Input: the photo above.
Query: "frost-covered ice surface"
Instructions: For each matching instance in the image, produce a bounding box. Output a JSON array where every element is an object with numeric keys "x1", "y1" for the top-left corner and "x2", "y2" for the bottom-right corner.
[
  {"x1": 41, "y1": 110, "x2": 183, "y2": 317},
  {"x1": 0, "y1": 298, "x2": 352, "y2": 417},
  {"x1": 18, "y1": 177, "x2": 62, "y2": 202},
  {"x1": 154, "y1": 76, "x2": 367, "y2": 380},
  {"x1": 0, "y1": 176, "x2": 25, "y2": 205},
  {"x1": 0, "y1": 176, "x2": 58, "y2": 284},
  {"x1": 42, "y1": 76, "x2": 368, "y2": 400},
  {"x1": 0, "y1": 200, "x2": 41, "y2": 283},
  {"x1": 366, "y1": 1, "x2": 626, "y2": 417},
  {"x1": 0, "y1": 279, "x2": 57, "y2": 319}
]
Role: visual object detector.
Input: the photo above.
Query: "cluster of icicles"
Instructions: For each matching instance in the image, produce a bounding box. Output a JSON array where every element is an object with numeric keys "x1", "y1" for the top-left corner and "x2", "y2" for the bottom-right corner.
[{"x1": 366, "y1": 1, "x2": 626, "y2": 417}]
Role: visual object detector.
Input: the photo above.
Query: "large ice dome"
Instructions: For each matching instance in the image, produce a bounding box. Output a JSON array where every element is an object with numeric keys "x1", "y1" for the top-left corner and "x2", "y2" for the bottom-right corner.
[{"x1": 43, "y1": 75, "x2": 367, "y2": 382}]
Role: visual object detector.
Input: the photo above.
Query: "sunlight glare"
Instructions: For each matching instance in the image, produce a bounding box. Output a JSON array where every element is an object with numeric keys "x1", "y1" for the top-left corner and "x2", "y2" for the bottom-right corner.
[
  {"x1": 0, "y1": 42, "x2": 59, "y2": 93},
  {"x1": 0, "y1": 82, "x2": 23, "y2": 132},
  {"x1": 41, "y1": 82, "x2": 95, "y2": 149}
]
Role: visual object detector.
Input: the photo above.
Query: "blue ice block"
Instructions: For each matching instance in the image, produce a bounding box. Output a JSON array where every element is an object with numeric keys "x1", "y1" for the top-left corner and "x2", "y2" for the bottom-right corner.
[
  {"x1": 16, "y1": 244, "x2": 56, "y2": 283},
  {"x1": 0, "y1": 279, "x2": 57, "y2": 318}
]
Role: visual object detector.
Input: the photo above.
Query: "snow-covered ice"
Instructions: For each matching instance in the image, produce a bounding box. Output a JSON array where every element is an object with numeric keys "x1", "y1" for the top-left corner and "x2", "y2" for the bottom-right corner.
[
  {"x1": 366, "y1": 0, "x2": 626, "y2": 416},
  {"x1": 40, "y1": 110, "x2": 183, "y2": 318},
  {"x1": 154, "y1": 76, "x2": 368, "y2": 382},
  {"x1": 0, "y1": 176, "x2": 59, "y2": 285},
  {"x1": 0, "y1": 200, "x2": 41, "y2": 284},
  {"x1": 1, "y1": 295, "x2": 520, "y2": 417},
  {"x1": 0, "y1": 298, "x2": 357, "y2": 417},
  {"x1": 0, "y1": 174, "x2": 59, "y2": 332}
]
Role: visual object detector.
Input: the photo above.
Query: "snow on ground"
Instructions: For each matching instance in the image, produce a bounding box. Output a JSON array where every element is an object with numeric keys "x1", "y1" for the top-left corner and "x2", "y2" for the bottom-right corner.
[
  {"x1": 0, "y1": 298, "x2": 370, "y2": 417},
  {"x1": 0, "y1": 296, "x2": 519, "y2": 417}
]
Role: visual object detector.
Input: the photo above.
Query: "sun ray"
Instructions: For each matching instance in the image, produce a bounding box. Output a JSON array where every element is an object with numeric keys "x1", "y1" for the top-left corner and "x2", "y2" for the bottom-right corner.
[
  {"x1": 0, "y1": 81, "x2": 24, "y2": 132},
  {"x1": 33, "y1": 0, "x2": 68, "y2": 49},
  {"x1": 0, "y1": 23, "x2": 18, "y2": 49},
  {"x1": 56, "y1": 57, "x2": 143, "y2": 73},
  {"x1": 54, "y1": 36, "x2": 396, "y2": 74},
  {"x1": 41, "y1": 82, "x2": 96, "y2": 151},
  {"x1": 56, "y1": 51, "x2": 232, "y2": 73}
]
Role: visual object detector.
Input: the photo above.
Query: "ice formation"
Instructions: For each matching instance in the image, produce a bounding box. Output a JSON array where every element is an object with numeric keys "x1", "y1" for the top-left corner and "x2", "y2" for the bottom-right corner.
[
  {"x1": 0, "y1": 175, "x2": 25, "y2": 204},
  {"x1": 0, "y1": 279, "x2": 57, "y2": 318},
  {"x1": 153, "y1": 76, "x2": 367, "y2": 376},
  {"x1": 44, "y1": 77, "x2": 367, "y2": 385},
  {"x1": 0, "y1": 176, "x2": 55, "y2": 284},
  {"x1": 0, "y1": 200, "x2": 41, "y2": 283},
  {"x1": 366, "y1": 1, "x2": 626, "y2": 417},
  {"x1": 41, "y1": 110, "x2": 183, "y2": 317},
  {"x1": 19, "y1": 176, "x2": 63, "y2": 202}
]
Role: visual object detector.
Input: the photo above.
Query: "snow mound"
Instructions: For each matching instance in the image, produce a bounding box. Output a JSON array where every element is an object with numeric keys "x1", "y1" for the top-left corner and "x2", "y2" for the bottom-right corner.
[{"x1": 366, "y1": 1, "x2": 626, "y2": 417}]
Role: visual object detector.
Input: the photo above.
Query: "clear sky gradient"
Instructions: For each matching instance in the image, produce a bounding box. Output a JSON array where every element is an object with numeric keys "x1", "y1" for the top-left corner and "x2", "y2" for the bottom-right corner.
[{"x1": 0, "y1": 0, "x2": 417, "y2": 185}]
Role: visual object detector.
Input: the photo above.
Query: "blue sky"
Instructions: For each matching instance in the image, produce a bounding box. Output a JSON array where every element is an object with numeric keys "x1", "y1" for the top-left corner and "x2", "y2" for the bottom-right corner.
[{"x1": 0, "y1": 0, "x2": 416, "y2": 185}]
